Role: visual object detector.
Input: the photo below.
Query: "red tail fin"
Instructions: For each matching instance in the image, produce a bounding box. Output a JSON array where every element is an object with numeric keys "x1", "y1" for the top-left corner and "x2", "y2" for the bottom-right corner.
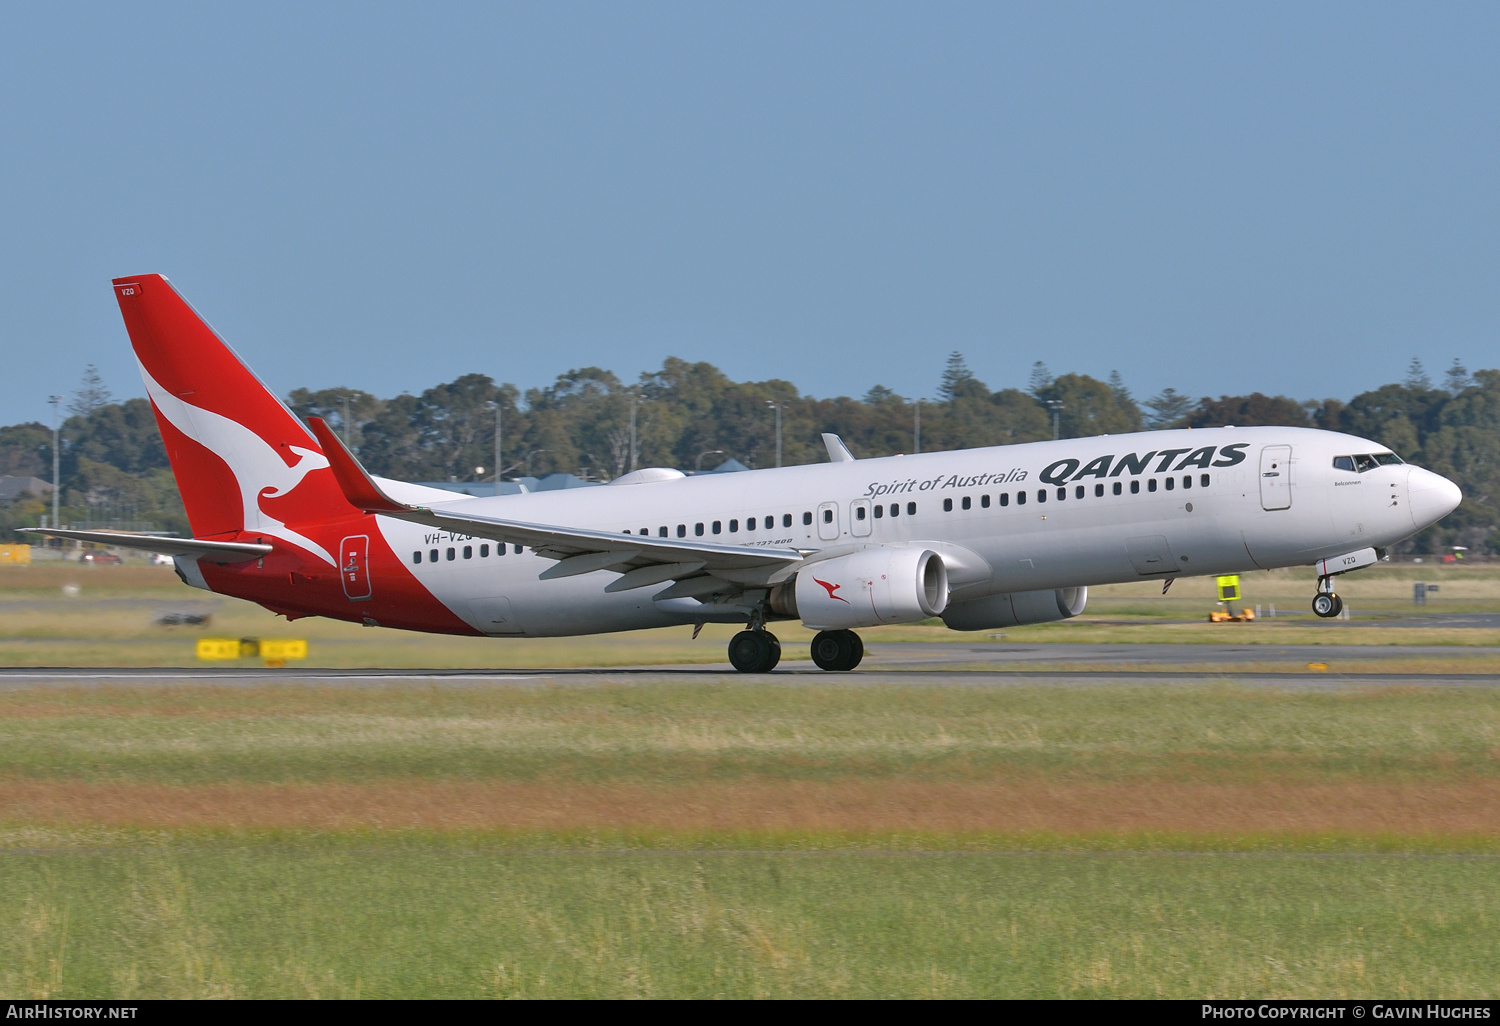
[{"x1": 113, "y1": 275, "x2": 354, "y2": 563}]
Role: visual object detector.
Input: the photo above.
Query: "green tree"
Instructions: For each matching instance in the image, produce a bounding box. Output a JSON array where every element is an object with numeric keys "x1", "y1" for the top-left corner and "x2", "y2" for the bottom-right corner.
[{"x1": 1184, "y1": 393, "x2": 1311, "y2": 428}]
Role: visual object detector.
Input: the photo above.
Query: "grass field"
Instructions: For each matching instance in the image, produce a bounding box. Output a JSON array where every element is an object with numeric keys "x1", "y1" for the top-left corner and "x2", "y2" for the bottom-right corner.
[
  {"x1": 3, "y1": 678, "x2": 1500, "y2": 997},
  {"x1": 3, "y1": 562, "x2": 1500, "y2": 997}
]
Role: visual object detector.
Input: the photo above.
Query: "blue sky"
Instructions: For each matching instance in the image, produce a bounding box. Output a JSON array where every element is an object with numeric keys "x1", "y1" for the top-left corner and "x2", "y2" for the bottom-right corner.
[{"x1": 2, "y1": 2, "x2": 1497, "y2": 426}]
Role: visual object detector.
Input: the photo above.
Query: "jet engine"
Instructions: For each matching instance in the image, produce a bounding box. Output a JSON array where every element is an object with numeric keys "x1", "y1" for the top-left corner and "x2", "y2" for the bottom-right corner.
[
  {"x1": 940, "y1": 587, "x2": 1088, "y2": 631},
  {"x1": 782, "y1": 547, "x2": 949, "y2": 630}
]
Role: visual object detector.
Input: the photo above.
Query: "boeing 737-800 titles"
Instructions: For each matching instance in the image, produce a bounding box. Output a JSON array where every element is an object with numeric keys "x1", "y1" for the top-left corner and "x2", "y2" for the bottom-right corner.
[{"x1": 33, "y1": 275, "x2": 1464, "y2": 672}]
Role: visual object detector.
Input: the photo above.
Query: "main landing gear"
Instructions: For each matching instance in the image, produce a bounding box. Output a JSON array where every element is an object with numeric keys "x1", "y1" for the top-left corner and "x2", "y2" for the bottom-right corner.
[
  {"x1": 1311, "y1": 577, "x2": 1344, "y2": 619},
  {"x1": 726, "y1": 627, "x2": 865, "y2": 672},
  {"x1": 810, "y1": 629, "x2": 864, "y2": 671},
  {"x1": 728, "y1": 629, "x2": 781, "y2": 673}
]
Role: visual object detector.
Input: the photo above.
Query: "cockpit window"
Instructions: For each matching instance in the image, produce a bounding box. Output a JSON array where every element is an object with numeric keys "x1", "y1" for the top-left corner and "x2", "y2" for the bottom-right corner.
[{"x1": 1335, "y1": 453, "x2": 1404, "y2": 473}]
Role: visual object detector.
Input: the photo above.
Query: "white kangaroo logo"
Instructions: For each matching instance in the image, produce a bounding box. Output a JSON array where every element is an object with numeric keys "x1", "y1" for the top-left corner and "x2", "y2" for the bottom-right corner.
[{"x1": 140, "y1": 363, "x2": 335, "y2": 566}]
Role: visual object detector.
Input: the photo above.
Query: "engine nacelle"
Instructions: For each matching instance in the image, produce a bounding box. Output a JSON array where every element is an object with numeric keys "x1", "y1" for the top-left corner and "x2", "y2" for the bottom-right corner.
[
  {"x1": 791, "y1": 547, "x2": 949, "y2": 630},
  {"x1": 940, "y1": 587, "x2": 1087, "y2": 631}
]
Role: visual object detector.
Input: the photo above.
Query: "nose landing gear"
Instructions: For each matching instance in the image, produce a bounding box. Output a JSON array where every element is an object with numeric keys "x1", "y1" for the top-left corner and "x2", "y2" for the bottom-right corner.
[
  {"x1": 810, "y1": 629, "x2": 864, "y2": 671},
  {"x1": 1311, "y1": 577, "x2": 1344, "y2": 619}
]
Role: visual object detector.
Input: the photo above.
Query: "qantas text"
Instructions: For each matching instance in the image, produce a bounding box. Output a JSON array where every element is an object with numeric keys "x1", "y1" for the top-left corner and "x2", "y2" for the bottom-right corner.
[{"x1": 862, "y1": 444, "x2": 1247, "y2": 500}]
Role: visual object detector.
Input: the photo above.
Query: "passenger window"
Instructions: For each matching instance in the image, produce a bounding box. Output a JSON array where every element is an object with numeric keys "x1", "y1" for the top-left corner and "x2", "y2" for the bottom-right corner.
[
  {"x1": 411, "y1": 551, "x2": 421, "y2": 564},
  {"x1": 802, "y1": 511, "x2": 812, "y2": 525},
  {"x1": 1182, "y1": 476, "x2": 1191, "y2": 490},
  {"x1": 712, "y1": 521, "x2": 722, "y2": 535},
  {"x1": 429, "y1": 549, "x2": 438, "y2": 562},
  {"x1": 1200, "y1": 474, "x2": 1210, "y2": 487},
  {"x1": 765, "y1": 516, "x2": 773, "y2": 530},
  {"x1": 1354, "y1": 454, "x2": 1378, "y2": 472},
  {"x1": 823, "y1": 510, "x2": 833, "y2": 523},
  {"x1": 890, "y1": 504, "x2": 900, "y2": 517},
  {"x1": 677, "y1": 525, "x2": 686, "y2": 538},
  {"x1": 1000, "y1": 493, "x2": 1009, "y2": 506},
  {"x1": 1057, "y1": 487, "x2": 1066, "y2": 501},
  {"x1": 1148, "y1": 479, "x2": 1158, "y2": 492},
  {"x1": 981, "y1": 494, "x2": 991, "y2": 508},
  {"x1": 730, "y1": 519, "x2": 739, "y2": 532},
  {"x1": 513, "y1": 544, "x2": 522, "y2": 554},
  {"x1": 695, "y1": 523, "x2": 704, "y2": 536},
  {"x1": 874, "y1": 504, "x2": 884, "y2": 518},
  {"x1": 1165, "y1": 477, "x2": 1174, "y2": 491},
  {"x1": 1094, "y1": 484, "x2": 1104, "y2": 497},
  {"x1": 1037, "y1": 489, "x2": 1047, "y2": 503},
  {"x1": 1017, "y1": 491, "x2": 1025, "y2": 505},
  {"x1": 781, "y1": 514, "x2": 790, "y2": 528},
  {"x1": 747, "y1": 517, "x2": 756, "y2": 531},
  {"x1": 463, "y1": 545, "x2": 472, "y2": 559},
  {"x1": 446, "y1": 548, "x2": 456, "y2": 561},
  {"x1": 480, "y1": 544, "x2": 489, "y2": 557},
  {"x1": 1113, "y1": 482, "x2": 1122, "y2": 496},
  {"x1": 907, "y1": 502, "x2": 916, "y2": 515},
  {"x1": 1333, "y1": 456, "x2": 1355, "y2": 472},
  {"x1": 943, "y1": 498, "x2": 953, "y2": 512},
  {"x1": 1075, "y1": 485, "x2": 1084, "y2": 499},
  {"x1": 1130, "y1": 480, "x2": 1140, "y2": 494},
  {"x1": 659, "y1": 527, "x2": 668, "y2": 537},
  {"x1": 855, "y1": 506, "x2": 867, "y2": 520}
]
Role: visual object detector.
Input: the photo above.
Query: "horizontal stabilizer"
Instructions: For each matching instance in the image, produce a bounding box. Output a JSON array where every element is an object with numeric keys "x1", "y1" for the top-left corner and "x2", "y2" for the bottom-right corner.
[{"x1": 24, "y1": 529, "x2": 272, "y2": 564}]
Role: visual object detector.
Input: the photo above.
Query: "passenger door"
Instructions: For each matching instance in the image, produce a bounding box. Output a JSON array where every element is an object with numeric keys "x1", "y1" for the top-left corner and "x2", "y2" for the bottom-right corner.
[
  {"x1": 817, "y1": 502, "x2": 840, "y2": 541},
  {"x1": 339, "y1": 534, "x2": 372, "y2": 601},
  {"x1": 1259, "y1": 446, "x2": 1292, "y2": 511}
]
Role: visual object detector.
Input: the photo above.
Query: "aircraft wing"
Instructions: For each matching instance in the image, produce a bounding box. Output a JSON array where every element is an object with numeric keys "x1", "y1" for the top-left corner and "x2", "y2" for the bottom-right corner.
[
  {"x1": 23, "y1": 528, "x2": 272, "y2": 563},
  {"x1": 307, "y1": 418, "x2": 804, "y2": 589}
]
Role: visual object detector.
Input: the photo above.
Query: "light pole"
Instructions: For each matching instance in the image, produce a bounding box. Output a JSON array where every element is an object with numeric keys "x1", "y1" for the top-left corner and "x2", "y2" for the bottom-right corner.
[
  {"x1": 913, "y1": 398, "x2": 922, "y2": 455},
  {"x1": 48, "y1": 395, "x2": 62, "y2": 529},
  {"x1": 695, "y1": 450, "x2": 725, "y2": 474},
  {"x1": 628, "y1": 396, "x2": 639, "y2": 473},
  {"x1": 1046, "y1": 399, "x2": 1064, "y2": 440},
  {"x1": 485, "y1": 400, "x2": 502, "y2": 488},
  {"x1": 766, "y1": 401, "x2": 784, "y2": 468}
]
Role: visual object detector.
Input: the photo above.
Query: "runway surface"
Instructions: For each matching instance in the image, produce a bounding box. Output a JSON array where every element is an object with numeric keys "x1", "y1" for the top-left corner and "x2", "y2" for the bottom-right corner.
[{"x1": 1, "y1": 638, "x2": 1497, "y2": 688}]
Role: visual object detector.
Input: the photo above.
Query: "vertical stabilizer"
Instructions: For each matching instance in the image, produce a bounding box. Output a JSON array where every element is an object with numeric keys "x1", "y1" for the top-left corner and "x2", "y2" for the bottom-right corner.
[{"x1": 112, "y1": 275, "x2": 350, "y2": 563}]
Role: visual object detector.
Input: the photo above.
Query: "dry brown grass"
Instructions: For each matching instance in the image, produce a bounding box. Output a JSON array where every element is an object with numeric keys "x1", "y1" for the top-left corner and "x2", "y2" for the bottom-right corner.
[{"x1": 6, "y1": 777, "x2": 1499, "y2": 836}]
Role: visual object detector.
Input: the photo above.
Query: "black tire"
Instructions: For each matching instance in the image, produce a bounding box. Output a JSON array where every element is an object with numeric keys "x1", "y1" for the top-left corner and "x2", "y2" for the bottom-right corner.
[
  {"x1": 810, "y1": 630, "x2": 863, "y2": 671},
  {"x1": 844, "y1": 631, "x2": 864, "y2": 670},
  {"x1": 1312, "y1": 593, "x2": 1339, "y2": 618},
  {"x1": 728, "y1": 630, "x2": 780, "y2": 672},
  {"x1": 763, "y1": 633, "x2": 781, "y2": 671}
]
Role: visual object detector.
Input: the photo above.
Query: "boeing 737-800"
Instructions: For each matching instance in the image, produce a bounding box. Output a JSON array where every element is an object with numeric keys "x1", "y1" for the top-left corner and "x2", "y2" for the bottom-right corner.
[{"x1": 33, "y1": 275, "x2": 1463, "y2": 672}]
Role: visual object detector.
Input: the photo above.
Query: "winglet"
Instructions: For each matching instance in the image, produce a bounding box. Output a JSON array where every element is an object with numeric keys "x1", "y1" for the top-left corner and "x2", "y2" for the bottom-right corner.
[
  {"x1": 306, "y1": 417, "x2": 412, "y2": 514},
  {"x1": 822, "y1": 433, "x2": 856, "y2": 462}
]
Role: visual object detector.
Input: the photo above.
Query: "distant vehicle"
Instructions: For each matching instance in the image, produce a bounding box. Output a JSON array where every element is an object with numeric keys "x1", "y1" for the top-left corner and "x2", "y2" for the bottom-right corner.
[
  {"x1": 31, "y1": 273, "x2": 1466, "y2": 673},
  {"x1": 81, "y1": 550, "x2": 122, "y2": 565},
  {"x1": 151, "y1": 553, "x2": 174, "y2": 566}
]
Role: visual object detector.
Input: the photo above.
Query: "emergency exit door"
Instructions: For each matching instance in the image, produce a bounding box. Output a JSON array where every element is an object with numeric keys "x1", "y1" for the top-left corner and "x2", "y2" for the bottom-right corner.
[
  {"x1": 340, "y1": 534, "x2": 372, "y2": 601},
  {"x1": 1259, "y1": 446, "x2": 1292, "y2": 510}
]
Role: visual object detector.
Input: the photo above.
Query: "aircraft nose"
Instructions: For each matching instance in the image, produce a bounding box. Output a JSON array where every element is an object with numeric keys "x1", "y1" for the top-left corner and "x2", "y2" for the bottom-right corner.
[{"x1": 1408, "y1": 467, "x2": 1462, "y2": 530}]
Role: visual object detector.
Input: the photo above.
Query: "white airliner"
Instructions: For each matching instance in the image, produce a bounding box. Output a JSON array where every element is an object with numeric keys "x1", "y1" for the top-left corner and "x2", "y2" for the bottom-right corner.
[{"x1": 34, "y1": 275, "x2": 1462, "y2": 672}]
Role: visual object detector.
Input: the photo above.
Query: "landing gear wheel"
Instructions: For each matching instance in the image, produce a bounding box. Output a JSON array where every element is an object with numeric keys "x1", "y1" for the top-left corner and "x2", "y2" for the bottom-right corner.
[
  {"x1": 810, "y1": 630, "x2": 864, "y2": 671},
  {"x1": 728, "y1": 630, "x2": 781, "y2": 673},
  {"x1": 1312, "y1": 592, "x2": 1343, "y2": 618}
]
